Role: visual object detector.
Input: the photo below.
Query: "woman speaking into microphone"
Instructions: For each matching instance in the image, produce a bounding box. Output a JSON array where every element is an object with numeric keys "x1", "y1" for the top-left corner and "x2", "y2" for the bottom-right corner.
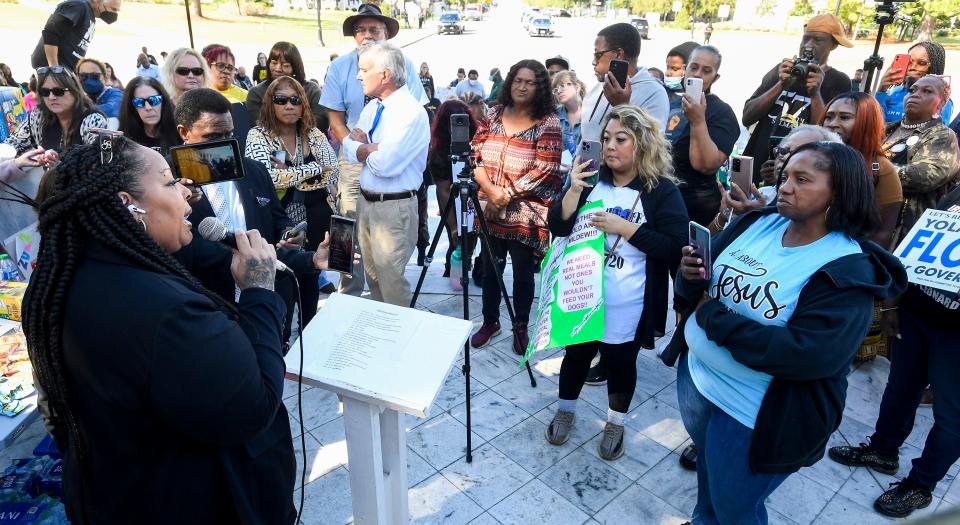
[{"x1": 23, "y1": 138, "x2": 296, "y2": 523}]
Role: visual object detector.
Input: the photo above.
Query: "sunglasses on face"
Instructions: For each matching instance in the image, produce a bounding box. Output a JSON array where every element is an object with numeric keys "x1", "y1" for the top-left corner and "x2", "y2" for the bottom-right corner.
[
  {"x1": 213, "y1": 62, "x2": 236, "y2": 73},
  {"x1": 39, "y1": 87, "x2": 70, "y2": 98},
  {"x1": 131, "y1": 95, "x2": 163, "y2": 108},
  {"x1": 175, "y1": 67, "x2": 205, "y2": 77},
  {"x1": 36, "y1": 66, "x2": 66, "y2": 76},
  {"x1": 79, "y1": 72, "x2": 101, "y2": 81},
  {"x1": 272, "y1": 95, "x2": 303, "y2": 106}
]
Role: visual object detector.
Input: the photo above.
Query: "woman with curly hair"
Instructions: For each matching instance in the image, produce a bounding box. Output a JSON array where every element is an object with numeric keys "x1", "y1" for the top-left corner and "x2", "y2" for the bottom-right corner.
[
  {"x1": 469, "y1": 59, "x2": 562, "y2": 355},
  {"x1": 544, "y1": 105, "x2": 688, "y2": 460}
]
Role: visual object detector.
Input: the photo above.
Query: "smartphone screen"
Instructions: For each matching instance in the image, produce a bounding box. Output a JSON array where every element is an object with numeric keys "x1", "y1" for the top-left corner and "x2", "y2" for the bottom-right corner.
[
  {"x1": 169, "y1": 139, "x2": 245, "y2": 186},
  {"x1": 684, "y1": 77, "x2": 703, "y2": 103},
  {"x1": 328, "y1": 215, "x2": 357, "y2": 274},
  {"x1": 729, "y1": 155, "x2": 754, "y2": 195},
  {"x1": 609, "y1": 59, "x2": 629, "y2": 89},
  {"x1": 689, "y1": 221, "x2": 712, "y2": 280},
  {"x1": 273, "y1": 150, "x2": 287, "y2": 165},
  {"x1": 576, "y1": 140, "x2": 602, "y2": 185}
]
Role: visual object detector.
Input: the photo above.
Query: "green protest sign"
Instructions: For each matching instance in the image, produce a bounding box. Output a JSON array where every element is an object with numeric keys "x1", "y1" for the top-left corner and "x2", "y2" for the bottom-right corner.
[{"x1": 520, "y1": 200, "x2": 605, "y2": 367}]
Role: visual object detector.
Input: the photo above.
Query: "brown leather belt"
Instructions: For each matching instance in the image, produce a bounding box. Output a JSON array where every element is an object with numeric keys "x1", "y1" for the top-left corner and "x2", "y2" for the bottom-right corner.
[{"x1": 361, "y1": 189, "x2": 416, "y2": 202}]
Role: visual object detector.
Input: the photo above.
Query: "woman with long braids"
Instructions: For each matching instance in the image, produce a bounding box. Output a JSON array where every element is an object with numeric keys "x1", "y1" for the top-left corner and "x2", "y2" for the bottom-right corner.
[
  {"x1": 875, "y1": 41, "x2": 953, "y2": 123},
  {"x1": 23, "y1": 138, "x2": 296, "y2": 523}
]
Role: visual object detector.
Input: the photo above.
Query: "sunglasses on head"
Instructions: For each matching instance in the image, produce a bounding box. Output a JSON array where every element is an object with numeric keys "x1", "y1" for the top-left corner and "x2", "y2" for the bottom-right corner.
[
  {"x1": 175, "y1": 67, "x2": 204, "y2": 77},
  {"x1": 39, "y1": 87, "x2": 70, "y2": 98},
  {"x1": 272, "y1": 95, "x2": 303, "y2": 106},
  {"x1": 131, "y1": 95, "x2": 163, "y2": 108},
  {"x1": 79, "y1": 72, "x2": 101, "y2": 81},
  {"x1": 36, "y1": 66, "x2": 66, "y2": 76}
]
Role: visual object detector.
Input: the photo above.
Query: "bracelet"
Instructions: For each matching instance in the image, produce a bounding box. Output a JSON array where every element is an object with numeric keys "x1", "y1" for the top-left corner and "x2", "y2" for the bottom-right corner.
[
  {"x1": 879, "y1": 307, "x2": 898, "y2": 312},
  {"x1": 711, "y1": 213, "x2": 725, "y2": 230}
]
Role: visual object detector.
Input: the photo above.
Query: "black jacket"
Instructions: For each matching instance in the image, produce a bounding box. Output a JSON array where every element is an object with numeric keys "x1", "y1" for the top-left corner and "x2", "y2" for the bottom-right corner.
[
  {"x1": 548, "y1": 169, "x2": 689, "y2": 349},
  {"x1": 669, "y1": 207, "x2": 908, "y2": 473},
  {"x1": 56, "y1": 242, "x2": 295, "y2": 524},
  {"x1": 181, "y1": 158, "x2": 315, "y2": 302}
]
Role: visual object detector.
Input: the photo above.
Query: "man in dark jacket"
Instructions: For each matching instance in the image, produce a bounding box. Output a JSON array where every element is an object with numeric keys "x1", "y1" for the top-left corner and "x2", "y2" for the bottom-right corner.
[{"x1": 31, "y1": 0, "x2": 122, "y2": 71}]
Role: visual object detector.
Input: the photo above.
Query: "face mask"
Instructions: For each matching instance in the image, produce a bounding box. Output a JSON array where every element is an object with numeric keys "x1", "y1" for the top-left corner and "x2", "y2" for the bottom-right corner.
[
  {"x1": 488, "y1": 75, "x2": 494, "y2": 81},
  {"x1": 82, "y1": 77, "x2": 104, "y2": 96},
  {"x1": 99, "y1": 10, "x2": 118, "y2": 24},
  {"x1": 664, "y1": 76, "x2": 682, "y2": 91}
]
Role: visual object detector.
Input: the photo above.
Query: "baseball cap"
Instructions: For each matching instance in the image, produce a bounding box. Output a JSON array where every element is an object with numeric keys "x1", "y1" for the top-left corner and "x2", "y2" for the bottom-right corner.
[
  {"x1": 545, "y1": 55, "x2": 570, "y2": 70},
  {"x1": 804, "y1": 14, "x2": 853, "y2": 48}
]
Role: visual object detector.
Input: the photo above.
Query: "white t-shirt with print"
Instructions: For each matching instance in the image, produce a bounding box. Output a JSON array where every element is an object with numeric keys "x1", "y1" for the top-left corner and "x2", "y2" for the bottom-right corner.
[{"x1": 587, "y1": 180, "x2": 647, "y2": 344}]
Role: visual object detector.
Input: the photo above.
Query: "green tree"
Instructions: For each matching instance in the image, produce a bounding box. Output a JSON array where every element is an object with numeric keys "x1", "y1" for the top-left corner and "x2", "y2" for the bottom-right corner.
[
  {"x1": 755, "y1": 0, "x2": 776, "y2": 16},
  {"x1": 789, "y1": 0, "x2": 812, "y2": 17}
]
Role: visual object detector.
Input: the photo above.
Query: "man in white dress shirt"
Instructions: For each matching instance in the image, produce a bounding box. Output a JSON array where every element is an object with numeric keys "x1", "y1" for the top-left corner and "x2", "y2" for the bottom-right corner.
[{"x1": 341, "y1": 42, "x2": 430, "y2": 306}]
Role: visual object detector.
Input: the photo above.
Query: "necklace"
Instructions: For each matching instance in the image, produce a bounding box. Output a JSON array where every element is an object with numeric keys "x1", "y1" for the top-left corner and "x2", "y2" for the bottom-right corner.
[{"x1": 900, "y1": 118, "x2": 935, "y2": 130}]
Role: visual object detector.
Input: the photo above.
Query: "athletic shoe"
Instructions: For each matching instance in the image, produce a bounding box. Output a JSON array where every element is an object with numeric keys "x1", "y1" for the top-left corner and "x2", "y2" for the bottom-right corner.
[
  {"x1": 585, "y1": 363, "x2": 608, "y2": 386},
  {"x1": 828, "y1": 441, "x2": 899, "y2": 475},
  {"x1": 470, "y1": 322, "x2": 501, "y2": 348},
  {"x1": 598, "y1": 422, "x2": 625, "y2": 461},
  {"x1": 874, "y1": 478, "x2": 933, "y2": 518},
  {"x1": 319, "y1": 282, "x2": 337, "y2": 294},
  {"x1": 512, "y1": 325, "x2": 528, "y2": 355},
  {"x1": 679, "y1": 444, "x2": 698, "y2": 471},
  {"x1": 545, "y1": 410, "x2": 576, "y2": 445}
]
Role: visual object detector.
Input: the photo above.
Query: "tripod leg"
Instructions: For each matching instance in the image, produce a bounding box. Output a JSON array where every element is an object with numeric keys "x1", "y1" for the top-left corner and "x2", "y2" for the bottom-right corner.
[
  {"x1": 468, "y1": 192, "x2": 537, "y2": 388},
  {"x1": 457, "y1": 184, "x2": 473, "y2": 463},
  {"x1": 409, "y1": 186, "x2": 460, "y2": 309}
]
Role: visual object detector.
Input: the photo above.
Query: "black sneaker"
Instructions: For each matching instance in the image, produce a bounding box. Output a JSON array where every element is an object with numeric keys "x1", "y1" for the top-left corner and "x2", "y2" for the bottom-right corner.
[
  {"x1": 585, "y1": 363, "x2": 607, "y2": 386},
  {"x1": 679, "y1": 444, "x2": 698, "y2": 471},
  {"x1": 874, "y1": 478, "x2": 933, "y2": 518},
  {"x1": 828, "y1": 440, "x2": 899, "y2": 475}
]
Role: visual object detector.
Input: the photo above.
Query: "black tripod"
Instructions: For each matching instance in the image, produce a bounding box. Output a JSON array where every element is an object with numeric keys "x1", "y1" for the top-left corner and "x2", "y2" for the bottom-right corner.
[
  {"x1": 862, "y1": 0, "x2": 905, "y2": 94},
  {"x1": 410, "y1": 155, "x2": 537, "y2": 463}
]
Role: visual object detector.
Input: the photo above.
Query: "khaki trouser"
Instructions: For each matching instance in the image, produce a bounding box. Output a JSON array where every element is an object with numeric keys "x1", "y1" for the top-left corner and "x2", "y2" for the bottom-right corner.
[
  {"x1": 336, "y1": 149, "x2": 365, "y2": 296},
  {"x1": 358, "y1": 195, "x2": 418, "y2": 306}
]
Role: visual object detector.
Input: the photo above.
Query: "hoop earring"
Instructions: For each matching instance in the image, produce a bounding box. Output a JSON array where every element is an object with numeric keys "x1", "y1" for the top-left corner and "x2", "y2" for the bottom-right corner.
[
  {"x1": 824, "y1": 205, "x2": 831, "y2": 224},
  {"x1": 136, "y1": 217, "x2": 147, "y2": 232}
]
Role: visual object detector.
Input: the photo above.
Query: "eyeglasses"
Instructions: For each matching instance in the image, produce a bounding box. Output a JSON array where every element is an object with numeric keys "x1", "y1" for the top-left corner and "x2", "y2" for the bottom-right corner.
[
  {"x1": 593, "y1": 48, "x2": 619, "y2": 61},
  {"x1": 272, "y1": 95, "x2": 303, "y2": 106},
  {"x1": 353, "y1": 25, "x2": 385, "y2": 36},
  {"x1": 36, "y1": 66, "x2": 66, "y2": 76},
  {"x1": 39, "y1": 87, "x2": 70, "y2": 98},
  {"x1": 175, "y1": 67, "x2": 205, "y2": 77},
  {"x1": 79, "y1": 72, "x2": 101, "y2": 81},
  {"x1": 773, "y1": 146, "x2": 792, "y2": 159},
  {"x1": 552, "y1": 82, "x2": 575, "y2": 93},
  {"x1": 131, "y1": 95, "x2": 163, "y2": 108},
  {"x1": 213, "y1": 62, "x2": 236, "y2": 73}
]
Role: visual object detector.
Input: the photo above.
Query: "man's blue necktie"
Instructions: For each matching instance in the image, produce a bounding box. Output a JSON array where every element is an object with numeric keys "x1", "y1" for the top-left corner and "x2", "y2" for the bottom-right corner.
[{"x1": 368, "y1": 101, "x2": 384, "y2": 142}]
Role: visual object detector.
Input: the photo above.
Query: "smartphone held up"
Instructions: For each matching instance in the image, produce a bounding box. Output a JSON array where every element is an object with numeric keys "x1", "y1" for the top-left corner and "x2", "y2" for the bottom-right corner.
[{"x1": 689, "y1": 221, "x2": 712, "y2": 281}]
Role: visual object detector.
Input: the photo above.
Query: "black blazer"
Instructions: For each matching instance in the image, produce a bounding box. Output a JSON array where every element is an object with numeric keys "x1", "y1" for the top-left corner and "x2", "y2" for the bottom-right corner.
[
  {"x1": 55, "y1": 241, "x2": 295, "y2": 524},
  {"x1": 181, "y1": 158, "x2": 316, "y2": 301},
  {"x1": 548, "y1": 169, "x2": 688, "y2": 348}
]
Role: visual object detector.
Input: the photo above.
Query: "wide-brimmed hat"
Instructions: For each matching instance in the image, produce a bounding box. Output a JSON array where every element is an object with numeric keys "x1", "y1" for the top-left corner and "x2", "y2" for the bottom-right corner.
[
  {"x1": 343, "y1": 3, "x2": 400, "y2": 40},
  {"x1": 804, "y1": 13, "x2": 853, "y2": 48}
]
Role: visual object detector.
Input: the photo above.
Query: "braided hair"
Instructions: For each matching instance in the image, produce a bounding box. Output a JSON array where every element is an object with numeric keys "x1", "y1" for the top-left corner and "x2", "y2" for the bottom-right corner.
[
  {"x1": 23, "y1": 138, "x2": 237, "y2": 464},
  {"x1": 910, "y1": 41, "x2": 946, "y2": 76}
]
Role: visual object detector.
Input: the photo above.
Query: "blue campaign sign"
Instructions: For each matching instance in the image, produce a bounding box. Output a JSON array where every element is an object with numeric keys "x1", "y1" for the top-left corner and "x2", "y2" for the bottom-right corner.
[{"x1": 894, "y1": 209, "x2": 960, "y2": 293}]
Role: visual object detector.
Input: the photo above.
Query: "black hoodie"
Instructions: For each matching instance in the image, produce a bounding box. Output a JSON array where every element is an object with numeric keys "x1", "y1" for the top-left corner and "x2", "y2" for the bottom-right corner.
[{"x1": 669, "y1": 206, "x2": 908, "y2": 474}]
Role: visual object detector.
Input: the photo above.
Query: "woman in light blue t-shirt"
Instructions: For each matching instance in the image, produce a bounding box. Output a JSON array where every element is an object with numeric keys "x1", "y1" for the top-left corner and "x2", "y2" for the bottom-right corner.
[{"x1": 672, "y1": 142, "x2": 907, "y2": 525}]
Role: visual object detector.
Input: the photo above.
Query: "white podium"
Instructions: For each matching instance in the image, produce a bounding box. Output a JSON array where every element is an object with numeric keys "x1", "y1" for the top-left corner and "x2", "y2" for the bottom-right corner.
[{"x1": 285, "y1": 293, "x2": 471, "y2": 524}]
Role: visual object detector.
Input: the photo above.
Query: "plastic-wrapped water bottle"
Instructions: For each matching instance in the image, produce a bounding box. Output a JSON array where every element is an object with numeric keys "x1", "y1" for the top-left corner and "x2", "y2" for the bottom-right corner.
[
  {"x1": 450, "y1": 247, "x2": 463, "y2": 291},
  {"x1": 0, "y1": 255, "x2": 21, "y2": 282}
]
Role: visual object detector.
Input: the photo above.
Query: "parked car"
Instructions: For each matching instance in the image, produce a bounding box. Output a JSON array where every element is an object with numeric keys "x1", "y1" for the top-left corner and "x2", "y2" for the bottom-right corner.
[
  {"x1": 463, "y1": 4, "x2": 482, "y2": 20},
  {"x1": 529, "y1": 17, "x2": 554, "y2": 37},
  {"x1": 438, "y1": 12, "x2": 464, "y2": 34},
  {"x1": 521, "y1": 8, "x2": 539, "y2": 28},
  {"x1": 629, "y1": 17, "x2": 649, "y2": 39}
]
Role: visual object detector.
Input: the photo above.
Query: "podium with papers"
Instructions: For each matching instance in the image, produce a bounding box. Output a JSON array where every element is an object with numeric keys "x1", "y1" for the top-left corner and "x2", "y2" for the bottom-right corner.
[{"x1": 285, "y1": 293, "x2": 471, "y2": 524}]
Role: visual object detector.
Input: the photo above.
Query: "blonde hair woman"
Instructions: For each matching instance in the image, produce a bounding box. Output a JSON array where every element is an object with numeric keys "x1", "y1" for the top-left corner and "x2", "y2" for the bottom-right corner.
[
  {"x1": 544, "y1": 105, "x2": 688, "y2": 461},
  {"x1": 161, "y1": 48, "x2": 211, "y2": 102},
  {"x1": 551, "y1": 70, "x2": 585, "y2": 158}
]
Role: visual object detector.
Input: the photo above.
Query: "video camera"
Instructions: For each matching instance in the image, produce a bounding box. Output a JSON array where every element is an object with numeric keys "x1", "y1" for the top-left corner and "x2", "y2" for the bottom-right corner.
[{"x1": 450, "y1": 113, "x2": 473, "y2": 178}]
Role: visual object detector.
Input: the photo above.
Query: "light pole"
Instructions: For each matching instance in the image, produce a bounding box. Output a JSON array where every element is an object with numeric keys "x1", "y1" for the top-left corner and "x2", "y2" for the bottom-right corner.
[
  {"x1": 317, "y1": 0, "x2": 326, "y2": 46},
  {"x1": 690, "y1": 0, "x2": 699, "y2": 39}
]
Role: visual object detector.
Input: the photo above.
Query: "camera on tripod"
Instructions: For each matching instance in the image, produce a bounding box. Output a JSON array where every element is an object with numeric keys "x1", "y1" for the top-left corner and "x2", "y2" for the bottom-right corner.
[
  {"x1": 790, "y1": 47, "x2": 818, "y2": 85},
  {"x1": 450, "y1": 113, "x2": 473, "y2": 178}
]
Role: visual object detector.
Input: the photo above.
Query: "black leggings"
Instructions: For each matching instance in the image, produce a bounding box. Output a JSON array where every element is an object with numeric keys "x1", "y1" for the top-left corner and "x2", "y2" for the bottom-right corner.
[
  {"x1": 481, "y1": 236, "x2": 536, "y2": 325},
  {"x1": 559, "y1": 340, "x2": 641, "y2": 413}
]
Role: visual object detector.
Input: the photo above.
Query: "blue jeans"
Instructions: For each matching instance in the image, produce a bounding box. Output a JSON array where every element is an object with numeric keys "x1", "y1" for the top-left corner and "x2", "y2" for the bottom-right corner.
[
  {"x1": 677, "y1": 354, "x2": 789, "y2": 525},
  {"x1": 870, "y1": 308, "x2": 960, "y2": 492}
]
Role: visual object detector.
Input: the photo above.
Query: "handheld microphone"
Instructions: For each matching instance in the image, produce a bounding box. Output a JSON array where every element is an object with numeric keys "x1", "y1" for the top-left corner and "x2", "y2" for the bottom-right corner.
[{"x1": 197, "y1": 217, "x2": 294, "y2": 274}]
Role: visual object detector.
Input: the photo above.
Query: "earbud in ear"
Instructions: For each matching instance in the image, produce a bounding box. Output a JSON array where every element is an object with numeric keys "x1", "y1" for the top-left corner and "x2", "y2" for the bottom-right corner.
[{"x1": 127, "y1": 204, "x2": 147, "y2": 215}]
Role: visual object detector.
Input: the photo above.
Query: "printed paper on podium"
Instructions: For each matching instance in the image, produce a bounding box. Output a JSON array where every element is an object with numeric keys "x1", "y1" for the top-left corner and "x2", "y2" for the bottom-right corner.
[{"x1": 285, "y1": 293, "x2": 472, "y2": 418}]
